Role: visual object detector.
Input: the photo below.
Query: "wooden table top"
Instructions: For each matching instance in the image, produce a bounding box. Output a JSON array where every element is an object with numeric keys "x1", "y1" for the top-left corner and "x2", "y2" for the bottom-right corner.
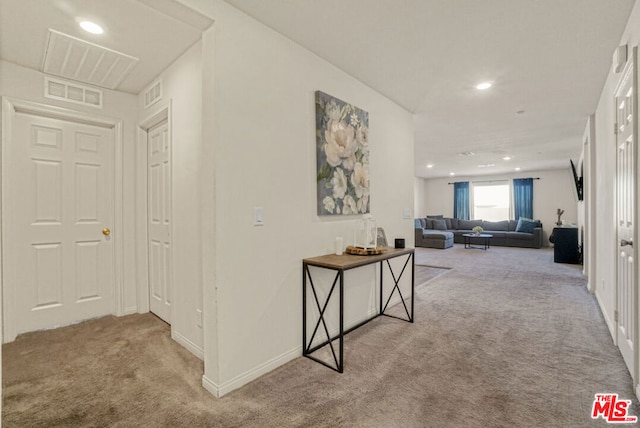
[{"x1": 303, "y1": 247, "x2": 414, "y2": 270}]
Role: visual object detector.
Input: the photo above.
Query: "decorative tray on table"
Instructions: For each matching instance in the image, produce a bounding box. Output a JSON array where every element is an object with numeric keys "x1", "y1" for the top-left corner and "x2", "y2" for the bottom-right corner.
[{"x1": 345, "y1": 245, "x2": 384, "y2": 255}]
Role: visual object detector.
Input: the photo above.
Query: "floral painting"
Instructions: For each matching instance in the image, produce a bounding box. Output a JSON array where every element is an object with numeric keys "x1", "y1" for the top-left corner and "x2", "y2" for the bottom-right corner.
[{"x1": 315, "y1": 91, "x2": 369, "y2": 215}]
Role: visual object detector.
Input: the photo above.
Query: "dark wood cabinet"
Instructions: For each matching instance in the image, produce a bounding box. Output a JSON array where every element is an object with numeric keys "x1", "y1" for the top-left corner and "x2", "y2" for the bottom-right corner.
[{"x1": 550, "y1": 227, "x2": 581, "y2": 264}]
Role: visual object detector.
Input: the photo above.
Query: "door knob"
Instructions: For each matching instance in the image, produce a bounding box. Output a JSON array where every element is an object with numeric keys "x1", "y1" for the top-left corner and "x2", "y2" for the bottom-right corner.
[
  {"x1": 621, "y1": 238, "x2": 633, "y2": 247},
  {"x1": 102, "y1": 228, "x2": 111, "y2": 236}
]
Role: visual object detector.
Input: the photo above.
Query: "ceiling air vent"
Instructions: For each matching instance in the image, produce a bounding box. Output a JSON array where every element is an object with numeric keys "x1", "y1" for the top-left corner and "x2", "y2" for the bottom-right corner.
[
  {"x1": 44, "y1": 76, "x2": 103, "y2": 108},
  {"x1": 43, "y1": 29, "x2": 138, "y2": 90},
  {"x1": 144, "y1": 79, "x2": 163, "y2": 109}
]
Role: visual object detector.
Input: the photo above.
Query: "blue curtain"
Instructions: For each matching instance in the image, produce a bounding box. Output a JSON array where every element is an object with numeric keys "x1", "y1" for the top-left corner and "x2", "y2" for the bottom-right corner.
[
  {"x1": 453, "y1": 182, "x2": 470, "y2": 220},
  {"x1": 513, "y1": 178, "x2": 533, "y2": 220}
]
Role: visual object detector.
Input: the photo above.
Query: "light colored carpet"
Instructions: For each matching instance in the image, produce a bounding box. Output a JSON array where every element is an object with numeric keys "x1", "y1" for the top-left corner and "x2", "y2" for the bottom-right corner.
[
  {"x1": 3, "y1": 244, "x2": 639, "y2": 427},
  {"x1": 414, "y1": 264, "x2": 450, "y2": 286}
]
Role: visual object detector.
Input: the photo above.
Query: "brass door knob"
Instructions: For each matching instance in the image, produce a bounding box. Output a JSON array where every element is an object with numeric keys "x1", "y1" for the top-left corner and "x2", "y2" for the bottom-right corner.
[{"x1": 102, "y1": 228, "x2": 111, "y2": 236}]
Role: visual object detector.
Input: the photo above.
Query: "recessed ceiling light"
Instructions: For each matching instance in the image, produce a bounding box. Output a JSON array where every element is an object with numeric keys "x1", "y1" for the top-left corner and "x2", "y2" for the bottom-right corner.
[
  {"x1": 426, "y1": 164, "x2": 434, "y2": 168},
  {"x1": 477, "y1": 164, "x2": 495, "y2": 168},
  {"x1": 515, "y1": 167, "x2": 521, "y2": 171},
  {"x1": 502, "y1": 156, "x2": 512, "y2": 161},
  {"x1": 79, "y1": 21, "x2": 104, "y2": 34},
  {"x1": 475, "y1": 82, "x2": 492, "y2": 90},
  {"x1": 449, "y1": 172, "x2": 455, "y2": 176}
]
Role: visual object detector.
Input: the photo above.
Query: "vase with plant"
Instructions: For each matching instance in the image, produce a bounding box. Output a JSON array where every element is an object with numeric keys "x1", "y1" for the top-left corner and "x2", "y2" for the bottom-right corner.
[{"x1": 472, "y1": 226, "x2": 483, "y2": 235}]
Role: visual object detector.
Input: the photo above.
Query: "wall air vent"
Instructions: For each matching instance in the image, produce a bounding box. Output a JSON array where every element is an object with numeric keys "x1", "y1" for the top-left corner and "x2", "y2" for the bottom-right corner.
[
  {"x1": 144, "y1": 79, "x2": 163, "y2": 109},
  {"x1": 44, "y1": 76, "x2": 103, "y2": 108}
]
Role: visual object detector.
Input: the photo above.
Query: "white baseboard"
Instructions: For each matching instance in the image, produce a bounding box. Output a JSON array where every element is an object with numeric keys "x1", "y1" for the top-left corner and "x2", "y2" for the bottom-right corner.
[
  {"x1": 122, "y1": 306, "x2": 138, "y2": 316},
  {"x1": 172, "y1": 330, "x2": 204, "y2": 360},
  {"x1": 635, "y1": 383, "x2": 640, "y2": 403},
  {"x1": 595, "y1": 290, "x2": 616, "y2": 341},
  {"x1": 202, "y1": 374, "x2": 220, "y2": 397},
  {"x1": 202, "y1": 345, "x2": 301, "y2": 398}
]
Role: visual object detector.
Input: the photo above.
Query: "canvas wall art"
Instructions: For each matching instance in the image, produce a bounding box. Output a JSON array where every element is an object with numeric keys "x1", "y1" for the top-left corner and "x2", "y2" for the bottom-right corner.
[{"x1": 315, "y1": 90, "x2": 370, "y2": 215}]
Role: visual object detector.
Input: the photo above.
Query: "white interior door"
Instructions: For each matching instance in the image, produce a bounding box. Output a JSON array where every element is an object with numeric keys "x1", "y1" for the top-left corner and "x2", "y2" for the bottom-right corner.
[
  {"x1": 615, "y1": 49, "x2": 638, "y2": 381},
  {"x1": 148, "y1": 119, "x2": 172, "y2": 323},
  {"x1": 4, "y1": 107, "x2": 114, "y2": 340}
]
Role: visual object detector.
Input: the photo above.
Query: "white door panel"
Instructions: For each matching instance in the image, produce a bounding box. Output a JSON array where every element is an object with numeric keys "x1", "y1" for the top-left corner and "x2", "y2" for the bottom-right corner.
[
  {"x1": 615, "y1": 49, "x2": 638, "y2": 381},
  {"x1": 148, "y1": 120, "x2": 171, "y2": 323},
  {"x1": 5, "y1": 110, "x2": 114, "y2": 338}
]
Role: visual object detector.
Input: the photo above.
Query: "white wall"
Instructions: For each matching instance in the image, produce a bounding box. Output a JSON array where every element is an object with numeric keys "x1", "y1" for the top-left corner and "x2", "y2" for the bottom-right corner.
[
  {"x1": 416, "y1": 168, "x2": 579, "y2": 245},
  {"x1": 137, "y1": 42, "x2": 204, "y2": 357},
  {"x1": 0, "y1": 60, "x2": 139, "y2": 314},
  {"x1": 180, "y1": 0, "x2": 415, "y2": 396},
  {"x1": 592, "y1": 1, "x2": 640, "y2": 337},
  {"x1": 414, "y1": 176, "x2": 428, "y2": 218},
  {"x1": 580, "y1": 115, "x2": 596, "y2": 288}
]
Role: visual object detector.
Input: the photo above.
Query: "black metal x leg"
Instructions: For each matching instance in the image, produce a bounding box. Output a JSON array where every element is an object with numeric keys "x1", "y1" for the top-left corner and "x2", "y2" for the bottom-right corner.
[
  {"x1": 381, "y1": 253, "x2": 414, "y2": 322},
  {"x1": 302, "y1": 264, "x2": 344, "y2": 372}
]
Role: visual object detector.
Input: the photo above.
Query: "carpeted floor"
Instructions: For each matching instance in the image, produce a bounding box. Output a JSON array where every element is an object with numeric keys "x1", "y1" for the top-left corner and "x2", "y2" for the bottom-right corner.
[
  {"x1": 414, "y1": 264, "x2": 450, "y2": 286},
  {"x1": 3, "y1": 245, "x2": 639, "y2": 427}
]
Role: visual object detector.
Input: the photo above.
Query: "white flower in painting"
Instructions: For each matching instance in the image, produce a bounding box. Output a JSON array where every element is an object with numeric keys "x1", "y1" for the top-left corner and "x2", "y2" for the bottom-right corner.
[
  {"x1": 331, "y1": 168, "x2": 348, "y2": 199},
  {"x1": 323, "y1": 196, "x2": 336, "y2": 213},
  {"x1": 350, "y1": 113, "x2": 359, "y2": 127},
  {"x1": 351, "y1": 162, "x2": 369, "y2": 199},
  {"x1": 343, "y1": 195, "x2": 358, "y2": 215},
  {"x1": 325, "y1": 100, "x2": 341, "y2": 121},
  {"x1": 342, "y1": 154, "x2": 356, "y2": 171},
  {"x1": 324, "y1": 120, "x2": 358, "y2": 167},
  {"x1": 357, "y1": 193, "x2": 369, "y2": 213}
]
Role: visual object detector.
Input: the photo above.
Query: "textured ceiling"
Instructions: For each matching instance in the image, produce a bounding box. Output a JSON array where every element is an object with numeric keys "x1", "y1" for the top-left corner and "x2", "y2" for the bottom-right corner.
[{"x1": 224, "y1": 0, "x2": 636, "y2": 178}]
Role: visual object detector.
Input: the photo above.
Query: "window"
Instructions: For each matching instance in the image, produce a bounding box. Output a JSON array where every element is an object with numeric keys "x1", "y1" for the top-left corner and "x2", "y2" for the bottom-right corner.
[{"x1": 472, "y1": 181, "x2": 510, "y2": 221}]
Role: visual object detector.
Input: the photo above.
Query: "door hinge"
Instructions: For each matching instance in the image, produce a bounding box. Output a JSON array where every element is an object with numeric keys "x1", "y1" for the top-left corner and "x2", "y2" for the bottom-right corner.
[
  {"x1": 614, "y1": 310, "x2": 619, "y2": 322},
  {"x1": 614, "y1": 123, "x2": 619, "y2": 135}
]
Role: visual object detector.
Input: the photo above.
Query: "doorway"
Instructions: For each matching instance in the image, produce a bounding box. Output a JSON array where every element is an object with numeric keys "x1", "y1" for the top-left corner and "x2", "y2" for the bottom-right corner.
[
  {"x1": 2, "y1": 98, "x2": 123, "y2": 342},
  {"x1": 147, "y1": 119, "x2": 172, "y2": 323},
  {"x1": 614, "y1": 47, "x2": 638, "y2": 384},
  {"x1": 137, "y1": 107, "x2": 173, "y2": 325}
]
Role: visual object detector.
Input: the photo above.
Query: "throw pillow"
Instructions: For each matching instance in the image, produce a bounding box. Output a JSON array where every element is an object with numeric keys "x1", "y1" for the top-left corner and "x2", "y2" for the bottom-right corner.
[
  {"x1": 515, "y1": 218, "x2": 541, "y2": 233},
  {"x1": 444, "y1": 217, "x2": 452, "y2": 229},
  {"x1": 419, "y1": 218, "x2": 427, "y2": 229},
  {"x1": 414, "y1": 219, "x2": 422, "y2": 229},
  {"x1": 426, "y1": 215, "x2": 444, "y2": 219},
  {"x1": 433, "y1": 219, "x2": 447, "y2": 230},
  {"x1": 425, "y1": 218, "x2": 435, "y2": 229}
]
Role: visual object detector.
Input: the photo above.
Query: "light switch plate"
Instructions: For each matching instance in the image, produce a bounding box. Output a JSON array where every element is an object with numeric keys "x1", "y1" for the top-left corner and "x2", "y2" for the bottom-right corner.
[
  {"x1": 254, "y1": 207, "x2": 265, "y2": 226},
  {"x1": 403, "y1": 208, "x2": 411, "y2": 219}
]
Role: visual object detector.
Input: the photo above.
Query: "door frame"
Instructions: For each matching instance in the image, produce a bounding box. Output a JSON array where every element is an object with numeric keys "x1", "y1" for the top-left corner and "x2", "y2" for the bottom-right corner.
[
  {"x1": 1, "y1": 97, "x2": 125, "y2": 342},
  {"x1": 135, "y1": 101, "x2": 173, "y2": 319},
  {"x1": 612, "y1": 47, "x2": 640, "y2": 390}
]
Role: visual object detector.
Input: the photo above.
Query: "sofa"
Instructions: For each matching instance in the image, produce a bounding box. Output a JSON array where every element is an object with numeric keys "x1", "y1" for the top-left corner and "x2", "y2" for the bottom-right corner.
[{"x1": 414, "y1": 216, "x2": 543, "y2": 249}]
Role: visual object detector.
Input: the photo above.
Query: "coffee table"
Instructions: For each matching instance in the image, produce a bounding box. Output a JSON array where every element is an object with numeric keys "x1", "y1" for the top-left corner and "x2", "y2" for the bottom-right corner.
[{"x1": 463, "y1": 233, "x2": 493, "y2": 250}]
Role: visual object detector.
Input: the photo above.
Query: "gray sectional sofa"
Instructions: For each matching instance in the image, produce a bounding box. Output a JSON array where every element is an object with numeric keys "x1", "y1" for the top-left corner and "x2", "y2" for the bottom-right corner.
[{"x1": 414, "y1": 216, "x2": 543, "y2": 249}]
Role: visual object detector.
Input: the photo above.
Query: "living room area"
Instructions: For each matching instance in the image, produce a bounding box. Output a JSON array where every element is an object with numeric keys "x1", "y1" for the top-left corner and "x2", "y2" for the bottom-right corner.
[{"x1": 414, "y1": 168, "x2": 579, "y2": 251}]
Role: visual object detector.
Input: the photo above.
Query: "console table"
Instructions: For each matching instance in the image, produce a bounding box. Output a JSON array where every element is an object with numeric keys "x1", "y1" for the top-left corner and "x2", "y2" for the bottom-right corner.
[{"x1": 302, "y1": 247, "x2": 414, "y2": 373}]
